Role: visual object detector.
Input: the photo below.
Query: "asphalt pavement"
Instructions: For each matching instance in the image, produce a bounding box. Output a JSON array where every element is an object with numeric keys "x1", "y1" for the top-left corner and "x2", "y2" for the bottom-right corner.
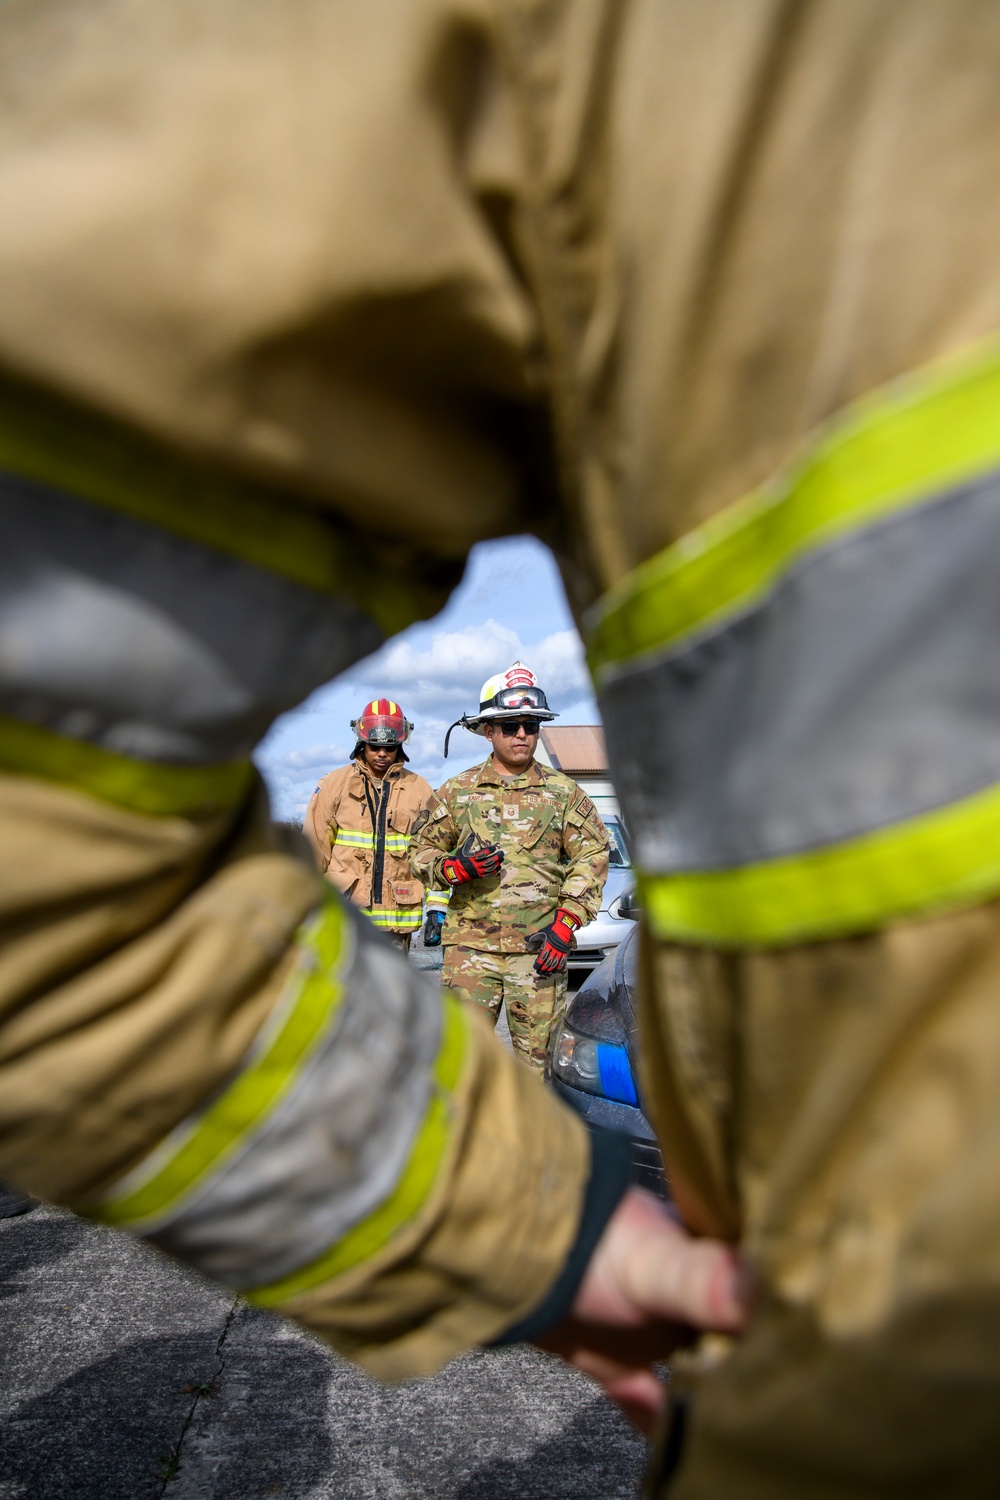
[
  {"x1": 0, "y1": 935, "x2": 650, "y2": 1499},
  {"x1": 0, "y1": 1204, "x2": 647, "y2": 1500}
]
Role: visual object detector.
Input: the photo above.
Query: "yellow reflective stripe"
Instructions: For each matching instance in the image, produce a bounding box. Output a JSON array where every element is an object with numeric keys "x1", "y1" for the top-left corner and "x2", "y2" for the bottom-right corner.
[
  {"x1": 365, "y1": 906, "x2": 422, "y2": 929},
  {"x1": 332, "y1": 832, "x2": 409, "y2": 850},
  {"x1": 94, "y1": 899, "x2": 350, "y2": 1228},
  {"x1": 247, "y1": 992, "x2": 469, "y2": 1306},
  {"x1": 424, "y1": 889, "x2": 451, "y2": 913},
  {"x1": 0, "y1": 712, "x2": 253, "y2": 818},
  {"x1": 333, "y1": 830, "x2": 375, "y2": 848},
  {"x1": 0, "y1": 371, "x2": 436, "y2": 639},
  {"x1": 588, "y1": 335, "x2": 1000, "y2": 680},
  {"x1": 642, "y1": 777, "x2": 1000, "y2": 948}
]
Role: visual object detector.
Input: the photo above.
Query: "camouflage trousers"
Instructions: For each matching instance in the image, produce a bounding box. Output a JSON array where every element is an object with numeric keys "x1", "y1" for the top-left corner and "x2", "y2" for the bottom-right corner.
[{"x1": 441, "y1": 947, "x2": 567, "y2": 1075}]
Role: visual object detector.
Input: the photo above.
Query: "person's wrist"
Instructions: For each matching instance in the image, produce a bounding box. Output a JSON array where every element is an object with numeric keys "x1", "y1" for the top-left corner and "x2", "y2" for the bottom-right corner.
[
  {"x1": 552, "y1": 909, "x2": 580, "y2": 943},
  {"x1": 571, "y1": 1189, "x2": 750, "y2": 1332},
  {"x1": 493, "y1": 1128, "x2": 632, "y2": 1346}
]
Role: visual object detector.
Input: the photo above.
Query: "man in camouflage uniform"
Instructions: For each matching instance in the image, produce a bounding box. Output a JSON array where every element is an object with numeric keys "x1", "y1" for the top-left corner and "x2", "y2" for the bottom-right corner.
[{"x1": 411, "y1": 663, "x2": 609, "y2": 1073}]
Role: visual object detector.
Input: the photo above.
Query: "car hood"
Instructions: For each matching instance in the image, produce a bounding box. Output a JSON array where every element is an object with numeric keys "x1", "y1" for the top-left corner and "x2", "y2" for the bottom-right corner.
[{"x1": 573, "y1": 866, "x2": 636, "y2": 951}]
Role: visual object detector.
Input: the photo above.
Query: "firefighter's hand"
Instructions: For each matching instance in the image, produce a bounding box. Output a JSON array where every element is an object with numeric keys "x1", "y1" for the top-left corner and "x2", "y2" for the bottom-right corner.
[
  {"x1": 423, "y1": 911, "x2": 445, "y2": 947},
  {"x1": 442, "y1": 834, "x2": 504, "y2": 885},
  {"x1": 527, "y1": 909, "x2": 580, "y2": 974},
  {"x1": 536, "y1": 1189, "x2": 750, "y2": 1434}
]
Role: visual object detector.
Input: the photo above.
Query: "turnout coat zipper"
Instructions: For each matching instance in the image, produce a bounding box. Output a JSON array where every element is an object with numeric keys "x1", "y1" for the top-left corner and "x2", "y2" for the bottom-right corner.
[{"x1": 305, "y1": 757, "x2": 433, "y2": 932}]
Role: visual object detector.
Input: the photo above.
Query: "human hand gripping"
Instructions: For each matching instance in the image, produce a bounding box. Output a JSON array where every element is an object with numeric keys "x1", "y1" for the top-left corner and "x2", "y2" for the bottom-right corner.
[
  {"x1": 536, "y1": 1189, "x2": 750, "y2": 1434},
  {"x1": 441, "y1": 833, "x2": 504, "y2": 885}
]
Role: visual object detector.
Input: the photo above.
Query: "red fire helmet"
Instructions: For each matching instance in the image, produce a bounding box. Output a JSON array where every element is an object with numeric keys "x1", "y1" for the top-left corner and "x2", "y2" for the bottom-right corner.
[{"x1": 351, "y1": 699, "x2": 413, "y2": 747}]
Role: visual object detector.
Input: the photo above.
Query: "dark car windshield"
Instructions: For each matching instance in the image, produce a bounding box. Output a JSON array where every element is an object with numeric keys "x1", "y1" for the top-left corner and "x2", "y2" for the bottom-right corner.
[{"x1": 602, "y1": 815, "x2": 631, "y2": 868}]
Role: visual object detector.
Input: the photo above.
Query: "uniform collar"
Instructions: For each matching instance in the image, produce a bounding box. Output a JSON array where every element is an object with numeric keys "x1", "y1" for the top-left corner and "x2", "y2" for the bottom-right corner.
[
  {"x1": 353, "y1": 757, "x2": 403, "y2": 787},
  {"x1": 476, "y1": 755, "x2": 543, "y2": 789}
]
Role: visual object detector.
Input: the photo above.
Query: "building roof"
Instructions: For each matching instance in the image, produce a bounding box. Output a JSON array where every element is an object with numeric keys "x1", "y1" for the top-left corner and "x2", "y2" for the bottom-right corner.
[{"x1": 539, "y1": 725, "x2": 608, "y2": 776}]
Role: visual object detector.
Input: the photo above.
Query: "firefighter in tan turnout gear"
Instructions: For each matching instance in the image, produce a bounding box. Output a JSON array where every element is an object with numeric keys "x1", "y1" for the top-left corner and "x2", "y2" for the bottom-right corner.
[
  {"x1": 411, "y1": 664, "x2": 609, "y2": 1072},
  {"x1": 10, "y1": 3, "x2": 1000, "y2": 1494},
  {"x1": 305, "y1": 699, "x2": 431, "y2": 953}
]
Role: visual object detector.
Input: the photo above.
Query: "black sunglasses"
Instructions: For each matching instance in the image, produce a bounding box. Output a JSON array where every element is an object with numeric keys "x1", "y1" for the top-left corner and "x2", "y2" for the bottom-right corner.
[{"x1": 496, "y1": 718, "x2": 540, "y2": 736}]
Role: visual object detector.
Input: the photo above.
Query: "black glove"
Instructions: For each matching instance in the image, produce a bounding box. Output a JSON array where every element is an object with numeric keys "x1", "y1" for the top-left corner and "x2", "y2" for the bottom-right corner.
[
  {"x1": 442, "y1": 832, "x2": 504, "y2": 885},
  {"x1": 527, "y1": 909, "x2": 580, "y2": 974},
  {"x1": 424, "y1": 910, "x2": 445, "y2": 947}
]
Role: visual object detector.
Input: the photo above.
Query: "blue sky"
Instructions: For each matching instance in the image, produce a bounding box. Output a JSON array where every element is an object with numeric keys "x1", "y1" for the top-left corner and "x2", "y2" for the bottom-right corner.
[{"x1": 255, "y1": 535, "x2": 600, "y2": 821}]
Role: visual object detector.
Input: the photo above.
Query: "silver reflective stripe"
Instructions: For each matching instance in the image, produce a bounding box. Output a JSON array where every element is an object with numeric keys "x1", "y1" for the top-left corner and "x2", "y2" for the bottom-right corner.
[
  {"x1": 0, "y1": 470, "x2": 383, "y2": 764},
  {"x1": 144, "y1": 908, "x2": 442, "y2": 1287},
  {"x1": 600, "y1": 469, "x2": 1000, "y2": 872}
]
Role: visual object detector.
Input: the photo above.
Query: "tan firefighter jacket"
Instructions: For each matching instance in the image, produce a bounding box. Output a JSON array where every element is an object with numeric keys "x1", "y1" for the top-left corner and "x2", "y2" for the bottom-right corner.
[
  {"x1": 6, "y1": 5, "x2": 1000, "y2": 1495},
  {"x1": 305, "y1": 758, "x2": 430, "y2": 933}
]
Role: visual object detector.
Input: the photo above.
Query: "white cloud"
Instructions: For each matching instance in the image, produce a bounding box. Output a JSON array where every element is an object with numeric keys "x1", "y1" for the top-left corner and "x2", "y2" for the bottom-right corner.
[
  {"x1": 270, "y1": 742, "x2": 351, "y2": 772},
  {"x1": 339, "y1": 621, "x2": 591, "y2": 721}
]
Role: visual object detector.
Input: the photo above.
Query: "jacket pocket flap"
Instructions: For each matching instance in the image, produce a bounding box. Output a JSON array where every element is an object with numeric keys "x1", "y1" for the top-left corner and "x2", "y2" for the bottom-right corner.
[
  {"x1": 517, "y1": 805, "x2": 558, "y2": 850},
  {"x1": 391, "y1": 880, "x2": 423, "y2": 906}
]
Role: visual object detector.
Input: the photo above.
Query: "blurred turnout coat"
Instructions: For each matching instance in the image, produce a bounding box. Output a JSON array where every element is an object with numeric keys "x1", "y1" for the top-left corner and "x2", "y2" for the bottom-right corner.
[
  {"x1": 5, "y1": 2, "x2": 1000, "y2": 1492},
  {"x1": 409, "y1": 756, "x2": 608, "y2": 951},
  {"x1": 305, "y1": 757, "x2": 431, "y2": 934}
]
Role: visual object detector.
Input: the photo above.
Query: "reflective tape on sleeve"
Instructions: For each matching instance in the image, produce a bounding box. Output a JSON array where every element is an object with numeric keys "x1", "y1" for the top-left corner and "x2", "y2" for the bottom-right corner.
[
  {"x1": 247, "y1": 991, "x2": 467, "y2": 1305},
  {"x1": 588, "y1": 337, "x2": 1000, "y2": 679},
  {"x1": 364, "y1": 905, "x2": 423, "y2": 931},
  {"x1": 0, "y1": 471, "x2": 384, "y2": 769},
  {"x1": 0, "y1": 369, "x2": 443, "y2": 640},
  {"x1": 586, "y1": 337, "x2": 1000, "y2": 946},
  {"x1": 92, "y1": 896, "x2": 467, "y2": 1289},
  {"x1": 638, "y1": 778, "x2": 1000, "y2": 947},
  {"x1": 0, "y1": 711, "x2": 253, "y2": 818}
]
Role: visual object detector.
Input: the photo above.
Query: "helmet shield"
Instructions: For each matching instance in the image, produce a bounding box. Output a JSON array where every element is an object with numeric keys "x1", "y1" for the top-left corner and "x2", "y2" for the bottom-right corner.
[{"x1": 492, "y1": 684, "x2": 550, "y2": 714}]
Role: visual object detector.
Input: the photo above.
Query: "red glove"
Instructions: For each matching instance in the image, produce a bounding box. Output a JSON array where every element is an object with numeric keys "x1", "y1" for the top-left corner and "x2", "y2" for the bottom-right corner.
[
  {"x1": 442, "y1": 833, "x2": 504, "y2": 885},
  {"x1": 527, "y1": 909, "x2": 580, "y2": 974}
]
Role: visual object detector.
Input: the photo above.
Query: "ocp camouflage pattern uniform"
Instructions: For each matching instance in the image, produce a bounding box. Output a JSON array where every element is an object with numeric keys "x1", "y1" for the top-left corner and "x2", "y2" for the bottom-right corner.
[{"x1": 410, "y1": 757, "x2": 609, "y2": 1072}]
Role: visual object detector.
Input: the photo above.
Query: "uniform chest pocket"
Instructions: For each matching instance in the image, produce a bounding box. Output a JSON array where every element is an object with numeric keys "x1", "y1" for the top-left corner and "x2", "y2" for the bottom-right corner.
[
  {"x1": 468, "y1": 805, "x2": 503, "y2": 845},
  {"x1": 515, "y1": 803, "x2": 559, "y2": 851},
  {"x1": 384, "y1": 810, "x2": 411, "y2": 856},
  {"x1": 332, "y1": 828, "x2": 374, "y2": 860}
]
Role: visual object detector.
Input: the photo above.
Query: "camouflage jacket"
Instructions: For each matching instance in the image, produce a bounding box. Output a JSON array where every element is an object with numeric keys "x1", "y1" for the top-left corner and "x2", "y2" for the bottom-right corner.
[{"x1": 409, "y1": 756, "x2": 610, "y2": 954}]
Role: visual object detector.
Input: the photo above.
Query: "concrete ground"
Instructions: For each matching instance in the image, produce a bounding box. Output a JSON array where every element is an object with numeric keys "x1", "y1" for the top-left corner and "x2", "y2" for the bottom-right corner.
[
  {"x1": 0, "y1": 1205, "x2": 647, "y2": 1499},
  {"x1": 0, "y1": 933, "x2": 649, "y2": 1499}
]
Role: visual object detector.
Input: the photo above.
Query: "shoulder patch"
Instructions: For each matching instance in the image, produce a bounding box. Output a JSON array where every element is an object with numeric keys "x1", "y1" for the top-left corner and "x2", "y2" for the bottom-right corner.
[{"x1": 411, "y1": 807, "x2": 431, "y2": 838}]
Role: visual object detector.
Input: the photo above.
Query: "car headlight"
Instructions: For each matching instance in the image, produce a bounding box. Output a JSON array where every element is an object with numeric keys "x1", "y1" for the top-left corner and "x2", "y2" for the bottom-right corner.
[{"x1": 550, "y1": 1023, "x2": 638, "y2": 1107}]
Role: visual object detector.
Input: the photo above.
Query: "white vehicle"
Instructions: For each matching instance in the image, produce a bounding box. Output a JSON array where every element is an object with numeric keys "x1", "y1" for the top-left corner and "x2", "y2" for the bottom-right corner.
[{"x1": 567, "y1": 812, "x2": 636, "y2": 985}]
